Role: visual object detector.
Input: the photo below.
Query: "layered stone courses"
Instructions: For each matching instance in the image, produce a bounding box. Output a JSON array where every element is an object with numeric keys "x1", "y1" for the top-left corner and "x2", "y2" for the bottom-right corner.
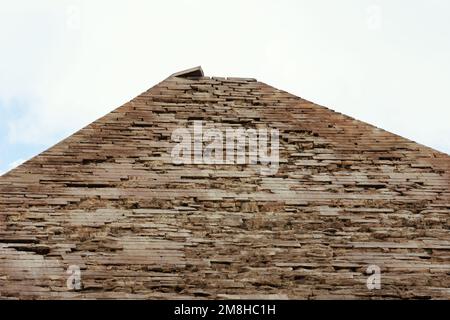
[{"x1": 0, "y1": 68, "x2": 449, "y2": 299}]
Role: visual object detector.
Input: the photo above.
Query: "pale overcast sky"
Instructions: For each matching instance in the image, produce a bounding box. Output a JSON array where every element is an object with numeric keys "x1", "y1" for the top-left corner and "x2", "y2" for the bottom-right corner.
[{"x1": 1, "y1": 0, "x2": 449, "y2": 174}]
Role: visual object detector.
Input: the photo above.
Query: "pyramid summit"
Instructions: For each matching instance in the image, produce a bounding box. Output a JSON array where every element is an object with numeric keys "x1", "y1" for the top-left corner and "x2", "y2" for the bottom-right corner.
[{"x1": 0, "y1": 67, "x2": 449, "y2": 299}]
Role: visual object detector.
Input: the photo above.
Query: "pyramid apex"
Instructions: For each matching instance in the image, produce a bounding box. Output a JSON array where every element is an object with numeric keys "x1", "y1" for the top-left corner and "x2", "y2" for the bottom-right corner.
[{"x1": 170, "y1": 66, "x2": 204, "y2": 79}]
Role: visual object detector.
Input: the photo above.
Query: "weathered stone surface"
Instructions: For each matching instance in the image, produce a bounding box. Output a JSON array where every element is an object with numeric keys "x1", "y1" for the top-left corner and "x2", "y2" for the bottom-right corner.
[{"x1": 0, "y1": 68, "x2": 449, "y2": 299}]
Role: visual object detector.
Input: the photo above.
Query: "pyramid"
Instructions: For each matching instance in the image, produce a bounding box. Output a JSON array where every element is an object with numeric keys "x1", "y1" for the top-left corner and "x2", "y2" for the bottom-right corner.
[{"x1": 0, "y1": 67, "x2": 449, "y2": 299}]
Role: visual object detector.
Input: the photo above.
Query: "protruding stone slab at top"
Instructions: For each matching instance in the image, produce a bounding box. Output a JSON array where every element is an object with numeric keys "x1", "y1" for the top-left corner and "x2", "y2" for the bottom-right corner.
[{"x1": 170, "y1": 66, "x2": 204, "y2": 79}]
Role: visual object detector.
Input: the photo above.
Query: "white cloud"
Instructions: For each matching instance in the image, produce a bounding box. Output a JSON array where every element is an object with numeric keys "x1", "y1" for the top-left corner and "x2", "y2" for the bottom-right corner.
[{"x1": 1, "y1": 0, "x2": 450, "y2": 155}]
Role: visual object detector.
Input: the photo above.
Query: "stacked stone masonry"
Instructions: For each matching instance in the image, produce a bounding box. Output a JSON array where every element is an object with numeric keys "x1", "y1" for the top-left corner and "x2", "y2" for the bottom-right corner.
[{"x1": 0, "y1": 70, "x2": 449, "y2": 299}]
